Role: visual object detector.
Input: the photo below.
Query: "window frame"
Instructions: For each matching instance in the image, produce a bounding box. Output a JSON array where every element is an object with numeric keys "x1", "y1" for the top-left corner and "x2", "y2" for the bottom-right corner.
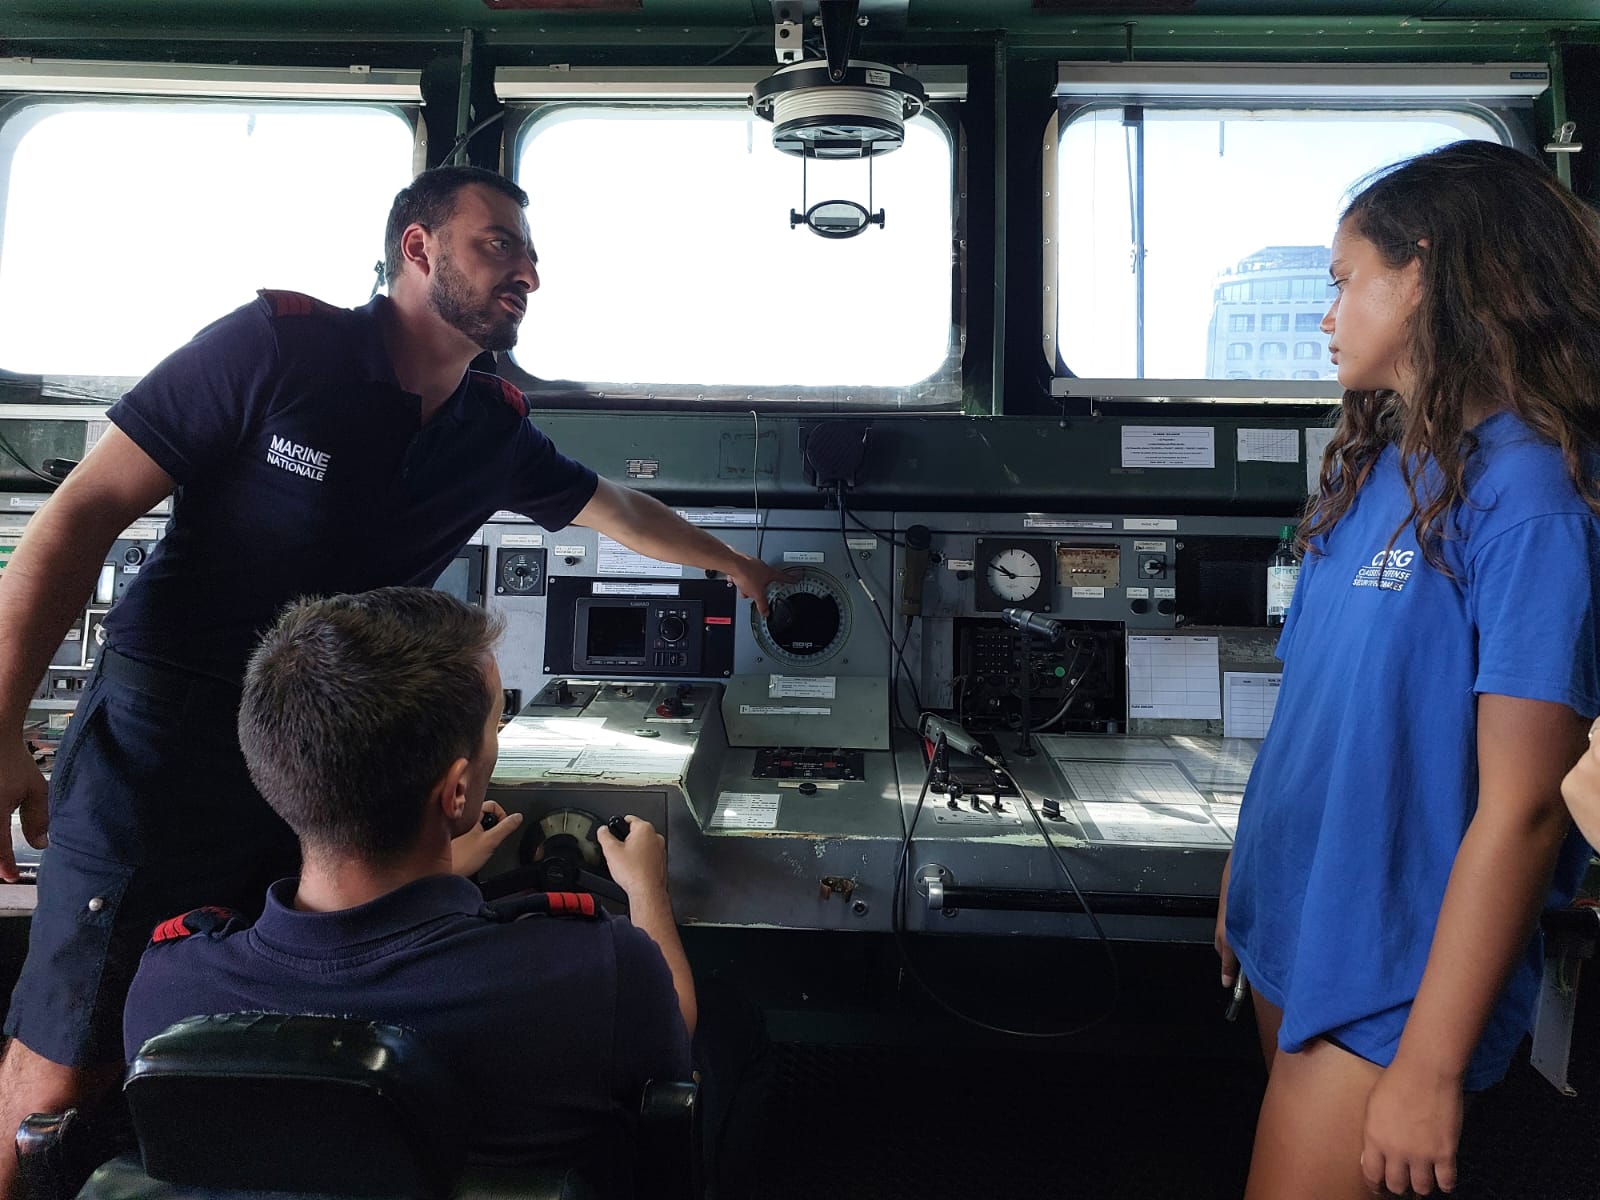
[
  {"x1": 1042, "y1": 61, "x2": 1546, "y2": 405},
  {"x1": 493, "y1": 67, "x2": 968, "y2": 412},
  {"x1": 0, "y1": 89, "x2": 422, "y2": 397}
]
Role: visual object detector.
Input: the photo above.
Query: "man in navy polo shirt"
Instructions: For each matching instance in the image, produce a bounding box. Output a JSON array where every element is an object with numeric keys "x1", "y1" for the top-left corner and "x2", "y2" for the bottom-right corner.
[
  {"x1": 122, "y1": 587, "x2": 694, "y2": 1195},
  {"x1": 0, "y1": 165, "x2": 771, "y2": 1193}
]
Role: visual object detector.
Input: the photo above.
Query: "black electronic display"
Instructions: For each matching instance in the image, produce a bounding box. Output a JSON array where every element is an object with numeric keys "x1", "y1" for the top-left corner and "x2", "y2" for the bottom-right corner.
[{"x1": 585, "y1": 605, "x2": 648, "y2": 661}]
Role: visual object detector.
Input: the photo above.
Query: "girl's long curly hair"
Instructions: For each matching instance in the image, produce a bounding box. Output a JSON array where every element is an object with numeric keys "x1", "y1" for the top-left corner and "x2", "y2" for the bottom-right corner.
[{"x1": 1303, "y1": 140, "x2": 1600, "y2": 571}]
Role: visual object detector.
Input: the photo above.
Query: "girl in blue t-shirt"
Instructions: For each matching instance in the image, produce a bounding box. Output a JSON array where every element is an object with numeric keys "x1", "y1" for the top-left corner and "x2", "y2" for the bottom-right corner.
[{"x1": 1216, "y1": 139, "x2": 1600, "y2": 1199}]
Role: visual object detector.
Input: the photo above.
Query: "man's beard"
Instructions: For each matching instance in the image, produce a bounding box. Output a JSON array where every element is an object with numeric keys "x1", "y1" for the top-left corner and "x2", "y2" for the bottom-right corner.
[{"x1": 427, "y1": 251, "x2": 521, "y2": 352}]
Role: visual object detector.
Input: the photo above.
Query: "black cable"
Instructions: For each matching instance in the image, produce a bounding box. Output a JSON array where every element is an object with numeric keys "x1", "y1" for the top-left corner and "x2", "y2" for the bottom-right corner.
[
  {"x1": 890, "y1": 736, "x2": 1122, "y2": 1039},
  {"x1": 834, "y1": 482, "x2": 921, "y2": 733},
  {"x1": 0, "y1": 429, "x2": 59, "y2": 487},
  {"x1": 705, "y1": 26, "x2": 759, "y2": 66},
  {"x1": 1033, "y1": 641, "x2": 1092, "y2": 734},
  {"x1": 843, "y1": 507, "x2": 912, "y2": 550},
  {"x1": 444, "y1": 110, "x2": 507, "y2": 167}
]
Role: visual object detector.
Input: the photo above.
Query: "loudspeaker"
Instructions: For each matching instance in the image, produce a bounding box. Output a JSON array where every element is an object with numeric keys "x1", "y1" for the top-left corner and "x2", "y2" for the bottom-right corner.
[{"x1": 802, "y1": 422, "x2": 872, "y2": 489}]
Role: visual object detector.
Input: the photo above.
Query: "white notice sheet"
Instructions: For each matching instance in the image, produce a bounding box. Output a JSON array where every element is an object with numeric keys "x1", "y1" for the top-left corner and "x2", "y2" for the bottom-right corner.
[
  {"x1": 709, "y1": 792, "x2": 781, "y2": 830},
  {"x1": 1305, "y1": 427, "x2": 1336, "y2": 493},
  {"x1": 1127, "y1": 635, "x2": 1222, "y2": 720},
  {"x1": 1121, "y1": 426, "x2": 1216, "y2": 469},
  {"x1": 597, "y1": 535, "x2": 684, "y2": 577},
  {"x1": 493, "y1": 717, "x2": 606, "y2": 778},
  {"x1": 1237, "y1": 429, "x2": 1300, "y2": 464},
  {"x1": 1222, "y1": 672, "x2": 1283, "y2": 739}
]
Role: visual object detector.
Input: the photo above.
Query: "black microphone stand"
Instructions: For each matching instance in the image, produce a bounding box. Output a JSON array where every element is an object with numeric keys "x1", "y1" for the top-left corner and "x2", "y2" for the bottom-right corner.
[
  {"x1": 1004, "y1": 613, "x2": 1067, "y2": 758},
  {"x1": 1014, "y1": 623, "x2": 1037, "y2": 757}
]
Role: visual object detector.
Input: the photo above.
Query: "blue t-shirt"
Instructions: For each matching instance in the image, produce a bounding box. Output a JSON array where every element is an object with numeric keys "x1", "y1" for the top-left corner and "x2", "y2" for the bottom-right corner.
[
  {"x1": 105, "y1": 292, "x2": 598, "y2": 682},
  {"x1": 1227, "y1": 412, "x2": 1600, "y2": 1090},
  {"x1": 123, "y1": 875, "x2": 691, "y2": 1185}
]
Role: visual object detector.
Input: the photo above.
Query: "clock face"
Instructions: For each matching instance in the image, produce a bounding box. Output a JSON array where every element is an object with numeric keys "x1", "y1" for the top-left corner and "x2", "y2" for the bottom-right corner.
[{"x1": 985, "y1": 548, "x2": 1042, "y2": 603}]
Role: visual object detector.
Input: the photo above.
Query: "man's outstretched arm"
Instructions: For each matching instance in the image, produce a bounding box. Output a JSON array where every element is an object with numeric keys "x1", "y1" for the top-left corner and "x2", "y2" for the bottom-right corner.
[{"x1": 572, "y1": 478, "x2": 784, "y2": 618}]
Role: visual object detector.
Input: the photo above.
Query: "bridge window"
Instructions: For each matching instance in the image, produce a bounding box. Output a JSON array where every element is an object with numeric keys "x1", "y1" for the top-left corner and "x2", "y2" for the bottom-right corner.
[
  {"x1": 0, "y1": 100, "x2": 415, "y2": 379},
  {"x1": 1048, "y1": 62, "x2": 1539, "y2": 400},
  {"x1": 507, "y1": 103, "x2": 959, "y2": 405}
]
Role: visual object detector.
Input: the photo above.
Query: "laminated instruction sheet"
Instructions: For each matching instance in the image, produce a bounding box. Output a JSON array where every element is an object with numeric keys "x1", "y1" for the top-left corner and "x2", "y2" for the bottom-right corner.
[
  {"x1": 494, "y1": 715, "x2": 691, "y2": 781},
  {"x1": 1037, "y1": 732, "x2": 1253, "y2": 846}
]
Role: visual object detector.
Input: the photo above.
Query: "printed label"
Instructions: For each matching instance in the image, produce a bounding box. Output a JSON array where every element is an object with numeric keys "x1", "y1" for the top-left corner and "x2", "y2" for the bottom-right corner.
[
  {"x1": 625, "y1": 457, "x2": 660, "y2": 479},
  {"x1": 1124, "y1": 518, "x2": 1178, "y2": 532},
  {"x1": 710, "y1": 792, "x2": 781, "y2": 830},
  {"x1": 1070, "y1": 586, "x2": 1105, "y2": 599},
  {"x1": 784, "y1": 551, "x2": 825, "y2": 564},
  {"x1": 946, "y1": 559, "x2": 975, "y2": 572},
  {"x1": 739, "y1": 704, "x2": 830, "y2": 717},
  {"x1": 501, "y1": 533, "x2": 544, "y2": 548},
  {"x1": 770, "y1": 675, "x2": 836, "y2": 699},
  {"x1": 553, "y1": 544, "x2": 586, "y2": 558},
  {"x1": 1126, "y1": 587, "x2": 1150, "y2": 599},
  {"x1": 1133, "y1": 540, "x2": 1167, "y2": 552},
  {"x1": 592, "y1": 582, "x2": 680, "y2": 597},
  {"x1": 1267, "y1": 565, "x2": 1299, "y2": 617},
  {"x1": 675, "y1": 510, "x2": 759, "y2": 526},
  {"x1": 1023, "y1": 518, "x2": 1112, "y2": 530}
]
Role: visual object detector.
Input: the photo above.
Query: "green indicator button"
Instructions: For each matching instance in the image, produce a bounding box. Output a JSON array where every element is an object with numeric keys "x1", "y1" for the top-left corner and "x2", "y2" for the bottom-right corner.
[{"x1": 1053, "y1": 666, "x2": 1066, "y2": 678}]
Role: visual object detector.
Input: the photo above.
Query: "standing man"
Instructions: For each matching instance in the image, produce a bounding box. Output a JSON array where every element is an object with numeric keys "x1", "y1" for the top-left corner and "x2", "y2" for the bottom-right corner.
[{"x1": 0, "y1": 165, "x2": 780, "y2": 1194}]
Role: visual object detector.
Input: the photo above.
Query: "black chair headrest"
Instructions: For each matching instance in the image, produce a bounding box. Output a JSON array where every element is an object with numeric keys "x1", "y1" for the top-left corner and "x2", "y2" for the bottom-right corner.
[{"x1": 125, "y1": 1013, "x2": 468, "y2": 1198}]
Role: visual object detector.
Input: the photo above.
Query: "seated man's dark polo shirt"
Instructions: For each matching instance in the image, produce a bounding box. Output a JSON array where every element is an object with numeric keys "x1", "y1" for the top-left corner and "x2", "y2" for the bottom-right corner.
[
  {"x1": 123, "y1": 875, "x2": 691, "y2": 1180},
  {"x1": 106, "y1": 291, "x2": 598, "y2": 683}
]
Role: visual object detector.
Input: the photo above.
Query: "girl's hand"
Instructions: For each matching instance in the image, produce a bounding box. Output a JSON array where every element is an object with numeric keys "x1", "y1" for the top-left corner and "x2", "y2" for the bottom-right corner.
[{"x1": 1360, "y1": 1058, "x2": 1464, "y2": 1195}]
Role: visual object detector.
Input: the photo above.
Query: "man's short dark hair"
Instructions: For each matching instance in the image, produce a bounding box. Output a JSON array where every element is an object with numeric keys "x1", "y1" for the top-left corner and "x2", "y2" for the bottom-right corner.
[
  {"x1": 384, "y1": 166, "x2": 530, "y2": 286},
  {"x1": 239, "y1": 587, "x2": 504, "y2": 861}
]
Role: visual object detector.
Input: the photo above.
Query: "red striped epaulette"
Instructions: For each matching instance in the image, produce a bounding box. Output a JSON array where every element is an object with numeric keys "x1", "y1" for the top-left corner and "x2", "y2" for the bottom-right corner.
[
  {"x1": 256, "y1": 289, "x2": 335, "y2": 318},
  {"x1": 149, "y1": 905, "x2": 246, "y2": 946},
  {"x1": 493, "y1": 375, "x2": 530, "y2": 419},
  {"x1": 486, "y1": 891, "x2": 600, "y2": 922}
]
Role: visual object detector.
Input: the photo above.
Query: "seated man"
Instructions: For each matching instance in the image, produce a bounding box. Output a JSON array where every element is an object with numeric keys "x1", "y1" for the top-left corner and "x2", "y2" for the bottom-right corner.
[{"x1": 122, "y1": 587, "x2": 694, "y2": 1191}]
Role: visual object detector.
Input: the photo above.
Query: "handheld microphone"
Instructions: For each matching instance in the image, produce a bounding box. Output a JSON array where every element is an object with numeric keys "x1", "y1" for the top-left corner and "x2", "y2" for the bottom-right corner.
[
  {"x1": 999, "y1": 607, "x2": 1065, "y2": 642},
  {"x1": 899, "y1": 524, "x2": 932, "y2": 618},
  {"x1": 919, "y1": 713, "x2": 1004, "y2": 769}
]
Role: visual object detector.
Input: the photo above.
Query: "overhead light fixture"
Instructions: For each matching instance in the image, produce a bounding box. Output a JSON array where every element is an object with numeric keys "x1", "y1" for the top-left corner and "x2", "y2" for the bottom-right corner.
[{"x1": 749, "y1": 1, "x2": 925, "y2": 238}]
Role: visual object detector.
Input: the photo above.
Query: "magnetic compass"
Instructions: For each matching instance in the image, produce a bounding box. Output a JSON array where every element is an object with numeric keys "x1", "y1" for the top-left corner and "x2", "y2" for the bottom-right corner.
[{"x1": 750, "y1": 567, "x2": 852, "y2": 667}]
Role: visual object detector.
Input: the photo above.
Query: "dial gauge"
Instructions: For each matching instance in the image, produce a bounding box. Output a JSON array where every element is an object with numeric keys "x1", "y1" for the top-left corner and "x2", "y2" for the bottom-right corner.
[
  {"x1": 985, "y1": 548, "x2": 1042, "y2": 603},
  {"x1": 495, "y1": 547, "x2": 547, "y2": 596},
  {"x1": 973, "y1": 537, "x2": 1055, "y2": 613}
]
